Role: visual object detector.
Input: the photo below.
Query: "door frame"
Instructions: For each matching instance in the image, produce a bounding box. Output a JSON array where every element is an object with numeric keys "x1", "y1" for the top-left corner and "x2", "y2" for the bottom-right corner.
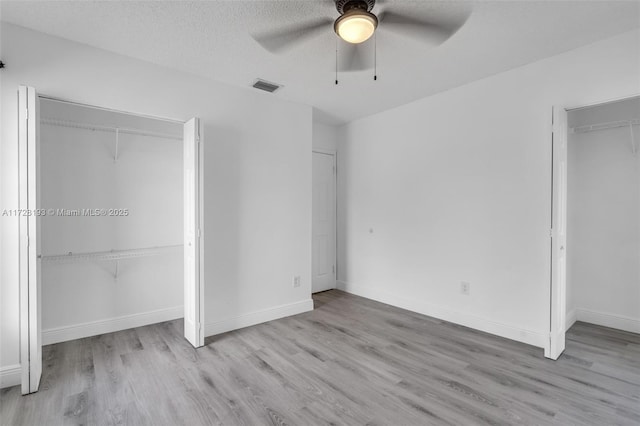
[
  {"x1": 546, "y1": 93, "x2": 639, "y2": 360},
  {"x1": 312, "y1": 148, "x2": 338, "y2": 293},
  {"x1": 18, "y1": 88, "x2": 205, "y2": 394}
]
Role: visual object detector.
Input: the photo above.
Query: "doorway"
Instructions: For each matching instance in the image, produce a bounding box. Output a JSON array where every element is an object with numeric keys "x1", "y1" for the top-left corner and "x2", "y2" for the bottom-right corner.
[
  {"x1": 17, "y1": 86, "x2": 204, "y2": 394},
  {"x1": 312, "y1": 150, "x2": 337, "y2": 293},
  {"x1": 548, "y1": 96, "x2": 639, "y2": 359}
]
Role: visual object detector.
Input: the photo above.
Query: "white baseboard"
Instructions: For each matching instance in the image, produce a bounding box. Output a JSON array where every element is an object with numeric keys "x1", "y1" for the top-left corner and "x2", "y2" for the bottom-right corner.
[
  {"x1": 43, "y1": 306, "x2": 184, "y2": 345},
  {"x1": 0, "y1": 364, "x2": 21, "y2": 389},
  {"x1": 205, "y1": 299, "x2": 314, "y2": 337},
  {"x1": 566, "y1": 308, "x2": 578, "y2": 331},
  {"x1": 574, "y1": 308, "x2": 640, "y2": 334},
  {"x1": 337, "y1": 281, "x2": 547, "y2": 349}
]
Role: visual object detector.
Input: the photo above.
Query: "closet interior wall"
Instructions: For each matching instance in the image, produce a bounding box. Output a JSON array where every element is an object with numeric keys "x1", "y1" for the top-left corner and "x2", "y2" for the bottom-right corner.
[
  {"x1": 40, "y1": 99, "x2": 184, "y2": 343},
  {"x1": 566, "y1": 97, "x2": 640, "y2": 333}
]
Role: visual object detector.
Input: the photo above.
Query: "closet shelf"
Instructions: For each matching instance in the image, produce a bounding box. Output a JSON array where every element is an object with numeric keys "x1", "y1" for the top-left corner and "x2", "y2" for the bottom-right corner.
[
  {"x1": 40, "y1": 244, "x2": 183, "y2": 263},
  {"x1": 571, "y1": 118, "x2": 639, "y2": 155},
  {"x1": 41, "y1": 117, "x2": 183, "y2": 141},
  {"x1": 570, "y1": 118, "x2": 639, "y2": 134}
]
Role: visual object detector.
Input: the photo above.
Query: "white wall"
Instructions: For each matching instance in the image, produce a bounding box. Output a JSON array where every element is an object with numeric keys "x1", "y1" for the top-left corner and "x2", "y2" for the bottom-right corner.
[
  {"x1": 566, "y1": 98, "x2": 640, "y2": 333},
  {"x1": 313, "y1": 118, "x2": 339, "y2": 152},
  {"x1": 1, "y1": 23, "x2": 313, "y2": 386},
  {"x1": 39, "y1": 99, "x2": 184, "y2": 343},
  {"x1": 337, "y1": 29, "x2": 640, "y2": 348}
]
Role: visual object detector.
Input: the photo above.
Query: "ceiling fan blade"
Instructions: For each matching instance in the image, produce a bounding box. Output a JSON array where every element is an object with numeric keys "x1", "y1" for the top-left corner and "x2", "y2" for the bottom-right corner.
[
  {"x1": 378, "y1": 10, "x2": 461, "y2": 45},
  {"x1": 339, "y1": 41, "x2": 371, "y2": 72},
  {"x1": 252, "y1": 18, "x2": 334, "y2": 53}
]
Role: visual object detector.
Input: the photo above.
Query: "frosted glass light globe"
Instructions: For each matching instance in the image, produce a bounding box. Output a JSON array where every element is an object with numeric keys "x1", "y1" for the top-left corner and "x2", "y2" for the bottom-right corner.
[{"x1": 335, "y1": 11, "x2": 378, "y2": 44}]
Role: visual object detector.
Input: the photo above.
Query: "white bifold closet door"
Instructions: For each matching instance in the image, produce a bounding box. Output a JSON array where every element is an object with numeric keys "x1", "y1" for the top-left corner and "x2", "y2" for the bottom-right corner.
[
  {"x1": 183, "y1": 117, "x2": 204, "y2": 347},
  {"x1": 548, "y1": 106, "x2": 568, "y2": 360},
  {"x1": 18, "y1": 85, "x2": 42, "y2": 394}
]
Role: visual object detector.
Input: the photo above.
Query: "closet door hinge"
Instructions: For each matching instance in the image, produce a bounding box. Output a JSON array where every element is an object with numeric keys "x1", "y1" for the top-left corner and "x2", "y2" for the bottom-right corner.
[
  {"x1": 25, "y1": 108, "x2": 29, "y2": 121},
  {"x1": 197, "y1": 229, "x2": 201, "y2": 238}
]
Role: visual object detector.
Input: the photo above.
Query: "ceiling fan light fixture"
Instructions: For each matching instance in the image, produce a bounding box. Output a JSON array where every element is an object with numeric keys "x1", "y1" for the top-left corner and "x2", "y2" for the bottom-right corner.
[{"x1": 334, "y1": 10, "x2": 378, "y2": 44}]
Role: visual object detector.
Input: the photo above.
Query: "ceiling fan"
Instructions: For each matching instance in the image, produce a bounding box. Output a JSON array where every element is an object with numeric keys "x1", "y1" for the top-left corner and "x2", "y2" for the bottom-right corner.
[{"x1": 252, "y1": 0, "x2": 468, "y2": 73}]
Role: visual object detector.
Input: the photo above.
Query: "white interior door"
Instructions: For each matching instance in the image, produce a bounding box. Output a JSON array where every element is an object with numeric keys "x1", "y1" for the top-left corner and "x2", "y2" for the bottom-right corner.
[
  {"x1": 18, "y1": 85, "x2": 42, "y2": 394},
  {"x1": 183, "y1": 118, "x2": 204, "y2": 347},
  {"x1": 547, "y1": 106, "x2": 568, "y2": 360},
  {"x1": 312, "y1": 151, "x2": 337, "y2": 293}
]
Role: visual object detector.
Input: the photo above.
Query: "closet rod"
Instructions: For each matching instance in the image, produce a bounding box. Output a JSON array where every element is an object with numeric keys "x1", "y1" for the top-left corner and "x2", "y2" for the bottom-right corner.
[
  {"x1": 570, "y1": 118, "x2": 639, "y2": 134},
  {"x1": 40, "y1": 244, "x2": 183, "y2": 263},
  {"x1": 41, "y1": 117, "x2": 183, "y2": 141}
]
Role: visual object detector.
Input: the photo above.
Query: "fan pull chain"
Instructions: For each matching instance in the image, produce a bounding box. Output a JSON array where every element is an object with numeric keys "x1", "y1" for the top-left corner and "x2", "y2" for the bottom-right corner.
[
  {"x1": 374, "y1": 33, "x2": 377, "y2": 81},
  {"x1": 335, "y1": 37, "x2": 339, "y2": 85}
]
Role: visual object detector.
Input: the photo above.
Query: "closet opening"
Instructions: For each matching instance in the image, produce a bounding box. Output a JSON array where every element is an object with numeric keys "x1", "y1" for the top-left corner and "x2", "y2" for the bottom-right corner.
[
  {"x1": 547, "y1": 95, "x2": 639, "y2": 360},
  {"x1": 17, "y1": 86, "x2": 204, "y2": 395}
]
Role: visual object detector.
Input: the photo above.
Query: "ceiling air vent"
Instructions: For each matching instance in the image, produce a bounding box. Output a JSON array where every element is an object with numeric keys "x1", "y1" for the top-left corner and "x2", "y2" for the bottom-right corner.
[{"x1": 252, "y1": 79, "x2": 281, "y2": 93}]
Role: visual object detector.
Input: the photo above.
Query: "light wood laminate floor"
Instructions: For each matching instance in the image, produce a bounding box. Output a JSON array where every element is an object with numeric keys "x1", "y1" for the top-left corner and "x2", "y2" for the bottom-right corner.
[{"x1": 1, "y1": 290, "x2": 639, "y2": 425}]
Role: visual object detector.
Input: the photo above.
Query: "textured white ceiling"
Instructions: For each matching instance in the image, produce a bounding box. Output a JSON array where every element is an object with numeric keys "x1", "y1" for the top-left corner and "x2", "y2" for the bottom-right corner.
[{"x1": 2, "y1": 1, "x2": 639, "y2": 124}]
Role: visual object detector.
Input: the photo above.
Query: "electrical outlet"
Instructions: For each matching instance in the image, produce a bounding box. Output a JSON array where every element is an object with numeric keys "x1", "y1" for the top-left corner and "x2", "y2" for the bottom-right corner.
[
  {"x1": 460, "y1": 281, "x2": 470, "y2": 295},
  {"x1": 293, "y1": 276, "x2": 301, "y2": 288}
]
